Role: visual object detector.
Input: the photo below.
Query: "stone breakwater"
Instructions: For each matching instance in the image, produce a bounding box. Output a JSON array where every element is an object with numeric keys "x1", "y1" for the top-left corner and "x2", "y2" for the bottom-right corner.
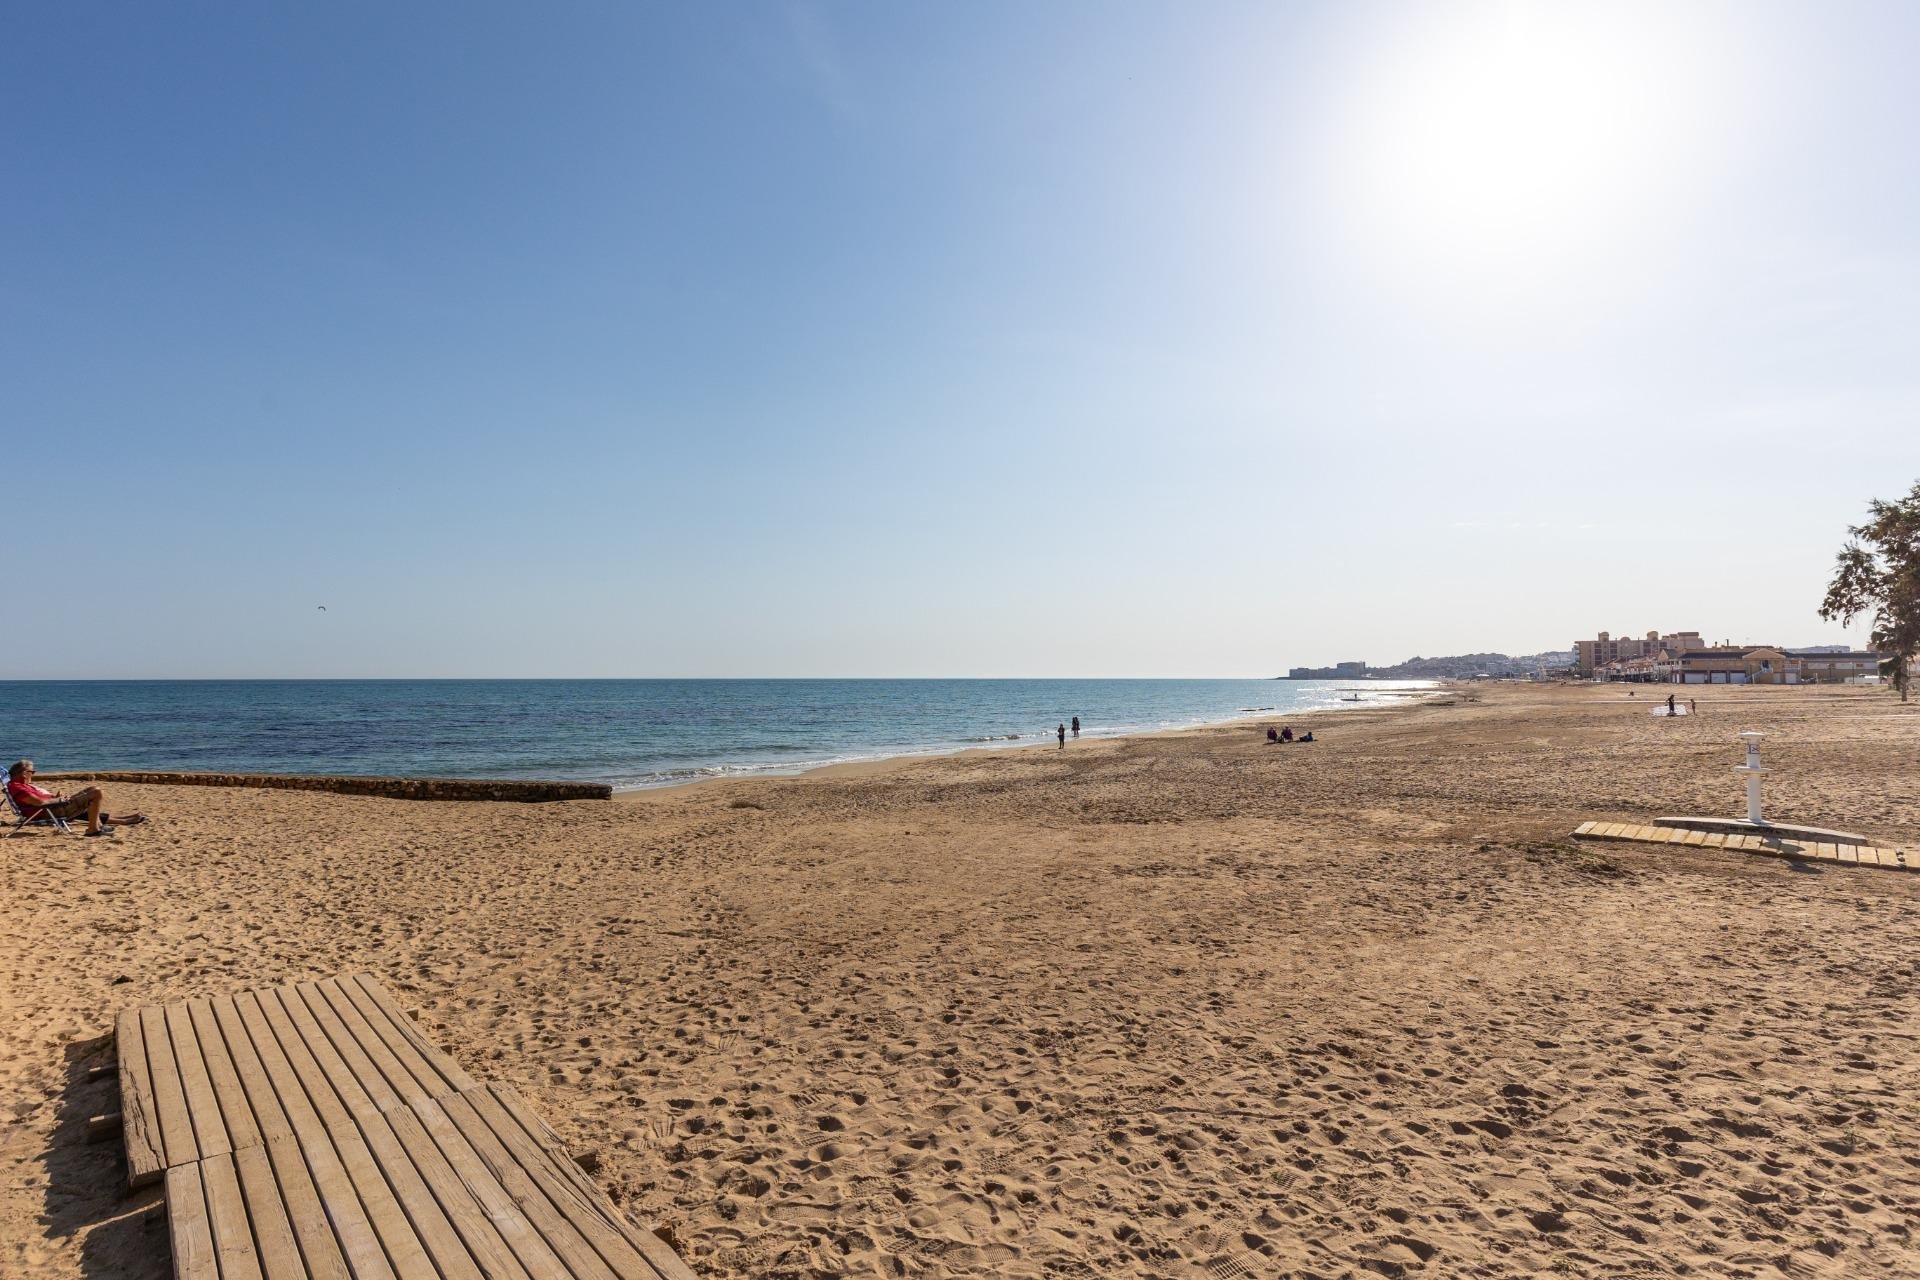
[{"x1": 38, "y1": 770, "x2": 610, "y2": 803}]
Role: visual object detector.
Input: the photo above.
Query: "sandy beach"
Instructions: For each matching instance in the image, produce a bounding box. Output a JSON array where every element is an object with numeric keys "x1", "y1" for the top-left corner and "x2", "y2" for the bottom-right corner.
[{"x1": 4, "y1": 681, "x2": 1918, "y2": 1279}]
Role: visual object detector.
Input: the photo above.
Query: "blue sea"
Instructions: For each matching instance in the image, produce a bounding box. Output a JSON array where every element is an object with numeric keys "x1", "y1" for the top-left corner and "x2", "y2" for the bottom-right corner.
[{"x1": 1, "y1": 679, "x2": 1432, "y2": 791}]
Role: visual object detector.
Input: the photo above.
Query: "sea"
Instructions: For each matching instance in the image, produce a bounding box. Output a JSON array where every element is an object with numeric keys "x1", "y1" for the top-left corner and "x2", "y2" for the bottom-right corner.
[{"x1": 1, "y1": 679, "x2": 1432, "y2": 791}]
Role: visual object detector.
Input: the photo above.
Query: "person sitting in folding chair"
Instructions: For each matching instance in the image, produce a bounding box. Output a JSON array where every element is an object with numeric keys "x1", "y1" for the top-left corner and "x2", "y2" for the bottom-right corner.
[{"x1": 6, "y1": 760, "x2": 146, "y2": 837}]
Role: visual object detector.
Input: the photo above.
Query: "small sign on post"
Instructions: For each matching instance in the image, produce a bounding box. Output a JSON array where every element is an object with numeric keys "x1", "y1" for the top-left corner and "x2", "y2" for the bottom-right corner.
[{"x1": 1735, "y1": 732, "x2": 1767, "y2": 825}]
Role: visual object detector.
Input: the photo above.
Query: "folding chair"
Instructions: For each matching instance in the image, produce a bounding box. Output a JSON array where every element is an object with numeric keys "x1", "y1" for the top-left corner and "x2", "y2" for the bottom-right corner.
[{"x1": 5, "y1": 785, "x2": 76, "y2": 837}]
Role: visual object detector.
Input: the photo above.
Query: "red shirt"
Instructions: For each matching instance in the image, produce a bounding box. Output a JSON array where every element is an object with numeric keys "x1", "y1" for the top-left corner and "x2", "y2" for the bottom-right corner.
[{"x1": 6, "y1": 779, "x2": 54, "y2": 811}]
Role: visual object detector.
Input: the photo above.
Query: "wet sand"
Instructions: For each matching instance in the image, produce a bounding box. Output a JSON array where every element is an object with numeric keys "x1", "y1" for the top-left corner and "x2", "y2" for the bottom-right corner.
[{"x1": 4, "y1": 681, "x2": 1918, "y2": 1278}]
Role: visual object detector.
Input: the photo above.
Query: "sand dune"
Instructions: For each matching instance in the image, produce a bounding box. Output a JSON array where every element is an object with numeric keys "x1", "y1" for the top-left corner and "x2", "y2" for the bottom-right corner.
[{"x1": 4, "y1": 683, "x2": 1918, "y2": 1277}]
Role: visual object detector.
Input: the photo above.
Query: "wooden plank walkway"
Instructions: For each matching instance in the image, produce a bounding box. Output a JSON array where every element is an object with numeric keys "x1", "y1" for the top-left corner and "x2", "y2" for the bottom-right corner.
[
  {"x1": 1572, "y1": 820, "x2": 1917, "y2": 872},
  {"x1": 116, "y1": 974, "x2": 701, "y2": 1280}
]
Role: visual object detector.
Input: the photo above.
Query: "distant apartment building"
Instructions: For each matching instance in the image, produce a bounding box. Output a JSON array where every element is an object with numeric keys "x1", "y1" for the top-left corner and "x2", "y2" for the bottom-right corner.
[
  {"x1": 1572, "y1": 630, "x2": 1704, "y2": 676},
  {"x1": 1286, "y1": 660, "x2": 1369, "y2": 680}
]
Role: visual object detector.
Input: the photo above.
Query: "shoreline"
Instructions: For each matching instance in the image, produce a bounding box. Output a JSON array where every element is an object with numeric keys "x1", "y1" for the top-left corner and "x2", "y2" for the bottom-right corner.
[{"x1": 621, "y1": 682, "x2": 1450, "y2": 798}]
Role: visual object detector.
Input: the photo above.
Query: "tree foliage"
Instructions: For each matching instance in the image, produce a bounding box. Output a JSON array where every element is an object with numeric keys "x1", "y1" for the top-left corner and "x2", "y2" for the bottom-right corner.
[{"x1": 1820, "y1": 480, "x2": 1920, "y2": 702}]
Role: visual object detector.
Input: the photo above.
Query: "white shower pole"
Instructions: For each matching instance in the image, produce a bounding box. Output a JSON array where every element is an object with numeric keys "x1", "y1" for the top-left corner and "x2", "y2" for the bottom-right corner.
[{"x1": 1735, "y1": 732, "x2": 1766, "y2": 825}]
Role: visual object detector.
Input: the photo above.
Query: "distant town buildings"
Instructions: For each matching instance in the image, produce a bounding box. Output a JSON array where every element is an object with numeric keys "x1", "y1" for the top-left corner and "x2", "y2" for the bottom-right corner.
[
  {"x1": 1572, "y1": 630, "x2": 1704, "y2": 676},
  {"x1": 1578, "y1": 630, "x2": 1887, "y2": 685},
  {"x1": 1283, "y1": 635, "x2": 1888, "y2": 685},
  {"x1": 1284, "y1": 652, "x2": 1576, "y2": 680},
  {"x1": 1286, "y1": 660, "x2": 1370, "y2": 680}
]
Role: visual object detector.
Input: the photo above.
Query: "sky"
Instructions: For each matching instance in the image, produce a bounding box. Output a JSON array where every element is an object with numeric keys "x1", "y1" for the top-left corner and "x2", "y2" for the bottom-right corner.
[{"x1": 5, "y1": 1, "x2": 1918, "y2": 677}]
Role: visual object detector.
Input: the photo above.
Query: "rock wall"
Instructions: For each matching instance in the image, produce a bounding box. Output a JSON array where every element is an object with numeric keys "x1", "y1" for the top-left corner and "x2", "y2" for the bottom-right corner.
[{"x1": 38, "y1": 771, "x2": 611, "y2": 803}]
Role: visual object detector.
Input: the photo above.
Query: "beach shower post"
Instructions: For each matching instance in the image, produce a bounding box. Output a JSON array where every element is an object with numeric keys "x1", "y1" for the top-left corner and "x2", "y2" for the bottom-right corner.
[{"x1": 1736, "y1": 731, "x2": 1767, "y2": 825}]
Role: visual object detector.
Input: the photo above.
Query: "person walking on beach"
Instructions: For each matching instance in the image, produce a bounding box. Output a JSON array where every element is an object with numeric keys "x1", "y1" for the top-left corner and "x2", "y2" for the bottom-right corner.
[
  {"x1": 1690, "y1": 698, "x2": 1697, "y2": 716},
  {"x1": 1071, "y1": 716, "x2": 1080, "y2": 738},
  {"x1": 1057, "y1": 723, "x2": 1066, "y2": 749},
  {"x1": 1667, "y1": 692, "x2": 1677, "y2": 716}
]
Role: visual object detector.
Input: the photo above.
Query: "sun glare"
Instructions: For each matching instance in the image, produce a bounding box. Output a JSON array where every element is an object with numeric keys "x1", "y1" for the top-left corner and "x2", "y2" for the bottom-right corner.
[{"x1": 1335, "y1": 3, "x2": 1736, "y2": 285}]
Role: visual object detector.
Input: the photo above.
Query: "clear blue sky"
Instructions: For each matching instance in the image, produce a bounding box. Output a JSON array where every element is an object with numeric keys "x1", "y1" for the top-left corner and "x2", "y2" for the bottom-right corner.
[{"x1": 5, "y1": 2, "x2": 1916, "y2": 677}]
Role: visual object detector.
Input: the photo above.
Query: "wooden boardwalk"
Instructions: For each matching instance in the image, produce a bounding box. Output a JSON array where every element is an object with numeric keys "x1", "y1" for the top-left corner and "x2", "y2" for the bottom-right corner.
[
  {"x1": 1573, "y1": 821, "x2": 1916, "y2": 872},
  {"x1": 116, "y1": 974, "x2": 698, "y2": 1280}
]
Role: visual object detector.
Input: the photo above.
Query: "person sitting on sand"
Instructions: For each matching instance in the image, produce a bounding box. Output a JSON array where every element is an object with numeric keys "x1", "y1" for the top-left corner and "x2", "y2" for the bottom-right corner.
[
  {"x1": 1280, "y1": 726, "x2": 1294, "y2": 742},
  {"x1": 1266, "y1": 727, "x2": 1279, "y2": 743},
  {"x1": 1299, "y1": 731, "x2": 1315, "y2": 743},
  {"x1": 6, "y1": 760, "x2": 147, "y2": 837}
]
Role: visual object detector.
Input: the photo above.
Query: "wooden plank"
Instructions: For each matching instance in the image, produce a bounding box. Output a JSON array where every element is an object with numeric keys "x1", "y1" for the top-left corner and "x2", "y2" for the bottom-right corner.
[
  {"x1": 166, "y1": 1162, "x2": 219, "y2": 1280},
  {"x1": 356, "y1": 1111, "x2": 493, "y2": 1280},
  {"x1": 346, "y1": 974, "x2": 478, "y2": 1095},
  {"x1": 411, "y1": 1099, "x2": 573, "y2": 1277},
  {"x1": 214, "y1": 993, "x2": 379, "y2": 1280},
  {"x1": 165, "y1": 1002, "x2": 232, "y2": 1161},
  {"x1": 187, "y1": 997, "x2": 263, "y2": 1154},
  {"x1": 1701, "y1": 832, "x2": 1727, "y2": 848},
  {"x1": 1682, "y1": 830, "x2": 1708, "y2": 846},
  {"x1": 1835, "y1": 844, "x2": 1860, "y2": 865},
  {"x1": 385, "y1": 1105, "x2": 534, "y2": 1280},
  {"x1": 140, "y1": 1004, "x2": 198, "y2": 1169},
  {"x1": 291, "y1": 981, "x2": 406, "y2": 1114},
  {"x1": 330, "y1": 1125, "x2": 443, "y2": 1280},
  {"x1": 233, "y1": 1142, "x2": 319, "y2": 1280},
  {"x1": 1572, "y1": 821, "x2": 1596, "y2": 837},
  {"x1": 270, "y1": 991, "x2": 492, "y2": 1280},
  {"x1": 480, "y1": 1085, "x2": 699, "y2": 1280},
  {"x1": 261, "y1": 1131, "x2": 358, "y2": 1280},
  {"x1": 234, "y1": 992, "x2": 399, "y2": 1280},
  {"x1": 209, "y1": 996, "x2": 295, "y2": 1147},
  {"x1": 252, "y1": 988, "x2": 359, "y2": 1135},
  {"x1": 244, "y1": 990, "x2": 436, "y2": 1278},
  {"x1": 201, "y1": 1151, "x2": 266, "y2": 1280},
  {"x1": 313, "y1": 978, "x2": 437, "y2": 1109},
  {"x1": 267, "y1": 984, "x2": 387, "y2": 1126},
  {"x1": 437, "y1": 1092, "x2": 624, "y2": 1280},
  {"x1": 1852, "y1": 846, "x2": 1882, "y2": 867},
  {"x1": 116, "y1": 1006, "x2": 165, "y2": 1187}
]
